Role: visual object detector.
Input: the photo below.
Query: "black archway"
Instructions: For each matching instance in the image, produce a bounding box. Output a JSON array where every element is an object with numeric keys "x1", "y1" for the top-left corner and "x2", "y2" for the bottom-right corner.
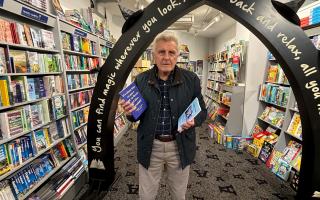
[{"x1": 87, "y1": 0, "x2": 320, "y2": 198}]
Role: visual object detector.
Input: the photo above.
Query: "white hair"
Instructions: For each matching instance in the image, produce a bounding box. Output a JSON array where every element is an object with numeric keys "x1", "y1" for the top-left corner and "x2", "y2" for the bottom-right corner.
[{"x1": 151, "y1": 31, "x2": 179, "y2": 53}]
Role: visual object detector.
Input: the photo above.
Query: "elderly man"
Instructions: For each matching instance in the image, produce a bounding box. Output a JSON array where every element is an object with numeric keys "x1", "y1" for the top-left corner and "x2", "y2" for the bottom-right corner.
[{"x1": 119, "y1": 31, "x2": 207, "y2": 200}]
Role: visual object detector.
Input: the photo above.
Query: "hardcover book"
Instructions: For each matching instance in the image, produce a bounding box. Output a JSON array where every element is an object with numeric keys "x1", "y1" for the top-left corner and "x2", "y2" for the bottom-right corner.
[
  {"x1": 177, "y1": 97, "x2": 201, "y2": 132},
  {"x1": 119, "y1": 82, "x2": 147, "y2": 120}
]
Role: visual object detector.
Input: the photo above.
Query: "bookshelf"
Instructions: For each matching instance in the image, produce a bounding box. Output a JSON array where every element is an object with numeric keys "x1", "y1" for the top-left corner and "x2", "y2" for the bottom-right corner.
[
  {"x1": 205, "y1": 40, "x2": 247, "y2": 145},
  {"x1": 0, "y1": 0, "x2": 115, "y2": 199},
  {"x1": 244, "y1": 51, "x2": 302, "y2": 186}
]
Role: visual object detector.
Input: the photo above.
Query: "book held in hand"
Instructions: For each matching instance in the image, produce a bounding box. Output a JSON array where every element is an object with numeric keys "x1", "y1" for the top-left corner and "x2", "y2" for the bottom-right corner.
[
  {"x1": 178, "y1": 97, "x2": 201, "y2": 132},
  {"x1": 119, "y1": 82, "x2": 147, "y2": 120}
]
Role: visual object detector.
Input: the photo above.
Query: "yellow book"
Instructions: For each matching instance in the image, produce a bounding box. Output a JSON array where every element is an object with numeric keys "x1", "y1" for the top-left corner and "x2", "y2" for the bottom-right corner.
[
  {"x1": 0, "y1": 79, "x2": 10, "y2": 106},
  {"x1": 43, "y1": 128, "x2": 52, "y2": 146},
  {"x1": 81, "y1": 38, "x2": 90, "y2": 54}
]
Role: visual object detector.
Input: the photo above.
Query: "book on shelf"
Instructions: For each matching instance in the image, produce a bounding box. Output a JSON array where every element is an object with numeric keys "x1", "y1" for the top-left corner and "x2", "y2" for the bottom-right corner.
[
  {"x1": 274, "y1": 158, "x2": 292, "y2": 181},
  {"x1": 266, "y1": 149, "x2": 283, "y2": 169},
  {"x1": 259, "y1": 106, "x2": 285, "y2": 128},
  {"x1": 0, "y1": 180, "x2": 16, "y2": 199},
  {"x1": 26, "y1": 51, "x2": 40, "y2": 73},
  {"x1": 258, "y1": 141, "x2": 275, "y2": 163},
  {"x1": 23, "y1": 24, "x2": 33, "y2": 47},
  {"x1": 0, "y1": 106, "x2": 32, "y2": 138},
  {"x1": 50, "y1": 95, "x2": 66, "y2": 120},
  {"x1": 34, "y1": 129, "x2": 49, "y2": 152},
  {"x1": 0, "y1": 47, "x2": 7, "y2": 74},
  {"x1": 16, "y1": 23, "x2": 28, "y2": 46},
  {"x1": 287, "y1": 113, "x2": 302, "y2": 139},
  {"x1": 40, "y1": 30, "x2": 55, "y2": 50},
  {"x1": 0, "y1": 77, "x2": 11, "y2": 107},
  {"x1": 282, "y1": 140, "x2": 302, "y2": 164},
  {"x1": 0, "y1": 144, "x2": 10, "y2": 176},
  {"x1": 30, "y1": 27, "x2": 41, "y2": 48},
  {"x1": 9, "y1": 50, "x2": 27, "y2": 73}
]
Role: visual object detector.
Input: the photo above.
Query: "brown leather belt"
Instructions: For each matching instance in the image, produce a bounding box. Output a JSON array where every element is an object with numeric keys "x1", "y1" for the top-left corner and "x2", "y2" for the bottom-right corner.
[{"x1": 155, "y1": 134, "x2": 175, "y2": 142}]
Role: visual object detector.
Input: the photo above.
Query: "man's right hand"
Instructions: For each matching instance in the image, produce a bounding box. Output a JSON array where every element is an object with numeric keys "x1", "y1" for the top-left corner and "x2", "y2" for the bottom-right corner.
[{"x1": 119, "y1": 99, "x2": 136, "y2": 116}]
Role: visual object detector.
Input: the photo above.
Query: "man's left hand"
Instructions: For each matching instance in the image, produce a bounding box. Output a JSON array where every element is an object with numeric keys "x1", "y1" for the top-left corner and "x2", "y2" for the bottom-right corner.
[{"x1": 179, "y1": 118, "x2": 195, "y2": 133}]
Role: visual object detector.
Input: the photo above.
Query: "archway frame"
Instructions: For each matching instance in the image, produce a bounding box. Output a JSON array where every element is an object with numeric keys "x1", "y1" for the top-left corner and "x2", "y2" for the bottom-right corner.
[{"x1": 87, "y1": 0, "x2": 320, "y2": 198}]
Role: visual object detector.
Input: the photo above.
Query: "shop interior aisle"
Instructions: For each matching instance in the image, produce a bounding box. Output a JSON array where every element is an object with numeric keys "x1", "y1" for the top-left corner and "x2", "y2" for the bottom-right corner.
[{"x1": 103, "y1": 121, "x2": 295, "y2": 200}]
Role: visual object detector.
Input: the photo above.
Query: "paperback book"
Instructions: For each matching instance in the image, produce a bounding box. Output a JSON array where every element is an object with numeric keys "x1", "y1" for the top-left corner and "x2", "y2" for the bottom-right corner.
[
  {"x1": 119, "y1": 82, "x2": 147, "y2": 120},
  {"x1": 177, "y1": 97, "x2": 201, "y2": 132}
]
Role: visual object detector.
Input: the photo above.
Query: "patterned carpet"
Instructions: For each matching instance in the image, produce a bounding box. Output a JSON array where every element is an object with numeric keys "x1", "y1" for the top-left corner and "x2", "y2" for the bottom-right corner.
[{"x1": 103, "y1": 123, "x2": 296, "y2": 200}]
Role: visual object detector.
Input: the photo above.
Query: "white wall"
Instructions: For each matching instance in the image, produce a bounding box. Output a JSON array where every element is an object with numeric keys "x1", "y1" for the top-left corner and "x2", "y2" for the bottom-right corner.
[
  {"x1": 208, "y1": 22, "x2": 268, "y2": 137},
  {"x1": 242, "y1": 33, "x2": 268, "y2": 136},
  {"x1": 209, "y1": 24, "x2": 236, "y2": 53}
]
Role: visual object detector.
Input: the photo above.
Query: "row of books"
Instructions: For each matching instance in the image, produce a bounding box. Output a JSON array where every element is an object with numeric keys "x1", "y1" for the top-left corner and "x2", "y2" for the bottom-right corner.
[
  {"x1": 64, "y1": 54, "x2": 99, "y2": 71},
  {"x1": 67, "y1": 74, "x2": 97, "y2": 91},
  {"x1": 207, "y1": 80, "x2": 223, "y2": 92},
  {"x1": 0, "y1": 119, "x2": 69, "y2": 176},
  {"x1": 208, "y1": 71, "x2": 226, "y2": 82},
  {"x1": 208, "y1": 50, "x2": 228, "y2": 62},
  {"x1": 0, "y1": 180, "x2": 15, "y2": 200},
  {"x1": 260, "y1": 83, "x2": 290, "y2": 108},
  {"x1": 8, "y1": 139, "x2": 74, "y2": 199},
  {"x1": 71, "y1": 107, "x2": 89, "y2": 129},
  {"x1": 266, "y1": 64, "x2": 289, "y2": 85},
  {"x1": 0, "y1": 48, "x2": 61, "y2": 74},
  {"x1": 287, "y1": 113, "x2": 302, "y2": 140},
  {"x1": 205, "y1": 90, "x2": 221, "y2": 103},
  {"x1": 74, "y1": 125, "x2": 87, "y2": 147},
  {"x1": 31, "y1": 156, "x2": 84, "y2": 199},
  {"x1": 208, "y1": 61, "x2": 226, "y2": 72},
  {"x1": 0, "y1": 96, "x2": 66, "y2": 139},
  {"x1": 0, "y1": 75, "x2": 64, "y2": 107},
  {"x1": 259, "y1": 106, "x2": 285, "y2": 128},
  {"x1": 69, "y1": 89, "x2": 93, "y2": 110},
  {"x1": 100, "y1": 45, "x2": 110, "y2": 58},
  {"x1": 0, "y1": 18, "x2": 55, "y2": 50},
  {"x1": 61, "y1": 32, "x2": 97, "y2": 55}
]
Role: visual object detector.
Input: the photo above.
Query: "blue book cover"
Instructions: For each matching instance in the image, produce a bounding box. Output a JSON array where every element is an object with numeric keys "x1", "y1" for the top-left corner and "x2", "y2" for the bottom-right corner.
[
  {"x1": 178, "y1": 97, "x2": 201, "y2": 132},
  {"x1": 119, "y1": 82, "x2": 147, "y2": 120},
  {"x1": 27, "y1": 78, "x2": 37, "y2": 100}
]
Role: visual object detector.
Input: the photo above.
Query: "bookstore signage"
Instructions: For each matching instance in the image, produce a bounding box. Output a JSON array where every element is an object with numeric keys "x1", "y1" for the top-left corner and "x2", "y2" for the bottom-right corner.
[
  {"x1": 74, "y1": 29, "x2": 87, "y2": 38},
  {"x1": 21, "y1": 7, "x2": 48, "y2": 24},
  {"x1": 87, "y1": 0, "x2": 320, "y2": 198}
]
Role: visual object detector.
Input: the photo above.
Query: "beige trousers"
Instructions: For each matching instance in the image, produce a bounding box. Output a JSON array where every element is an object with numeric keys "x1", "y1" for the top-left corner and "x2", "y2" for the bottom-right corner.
[{"x1": 139, "y1": 139, "x2": 190, "y2": 200}]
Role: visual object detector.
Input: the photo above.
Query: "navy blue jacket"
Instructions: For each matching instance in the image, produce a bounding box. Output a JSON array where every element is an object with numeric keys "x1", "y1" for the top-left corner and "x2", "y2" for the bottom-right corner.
[{"x1": 128, "y1": 66, "x2": 207, "y2": 169}]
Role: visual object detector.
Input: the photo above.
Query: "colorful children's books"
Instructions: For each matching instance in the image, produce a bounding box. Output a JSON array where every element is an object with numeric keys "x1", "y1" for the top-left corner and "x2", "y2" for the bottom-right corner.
[
  {"x1": 27, "y1": 51, "x2": 40, "y2": 73},
  {"x1": 0, "y1": 144, "x2": 10, "y2": 175},
  {"x1": 258, "y1": 141, "x2": 274, "y2": 163},
  {"x1": 275, "y1": 158, "x2": 292, "y2": 181}
]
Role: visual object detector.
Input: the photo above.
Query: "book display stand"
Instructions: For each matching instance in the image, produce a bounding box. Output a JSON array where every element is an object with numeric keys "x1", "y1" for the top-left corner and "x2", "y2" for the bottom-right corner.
[
  {"x1": 205, "y1": 40, "x2": 247, "y2": 147},
  {"x1": 0, "y1": 1, "x2": 124, "y2": 199}
]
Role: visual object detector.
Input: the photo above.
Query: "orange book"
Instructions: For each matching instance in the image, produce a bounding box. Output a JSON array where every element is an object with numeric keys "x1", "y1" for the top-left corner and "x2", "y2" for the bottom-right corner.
[
  {"x1": 4, "y1": 20, "x2": 13, "y2": 43},
  {"x1": 0, "y1": 19, "x2": 6, "y2": 42},
  {"x1": 23, "y1": 24, "x2": 33, "y2": 47}
]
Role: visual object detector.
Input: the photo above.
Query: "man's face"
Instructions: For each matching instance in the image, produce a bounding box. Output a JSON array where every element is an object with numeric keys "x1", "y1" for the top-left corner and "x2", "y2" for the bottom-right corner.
[{"x1": 153, "y1": 40, "x2": 179, "y2": 74}]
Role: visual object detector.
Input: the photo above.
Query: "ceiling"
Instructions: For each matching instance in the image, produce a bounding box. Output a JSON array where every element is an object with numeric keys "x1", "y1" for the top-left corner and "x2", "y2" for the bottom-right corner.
[
  {"x1": 95, "y1": 0, "x2": 316, "y2": 38},
  {"x1": 96, "y1": 0, "x2": 236, "y2": 38}
]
